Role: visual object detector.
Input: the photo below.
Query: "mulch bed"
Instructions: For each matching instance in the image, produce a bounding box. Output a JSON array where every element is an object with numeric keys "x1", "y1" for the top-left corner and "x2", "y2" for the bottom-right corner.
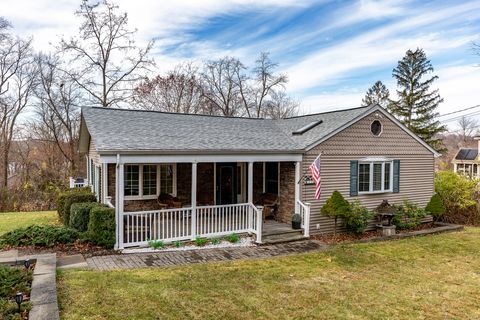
[
  {"x1": 3, "y1": 241, "x2": 118, "y2": 258},
  {"x1": 312, "y1": 222, "x2": 437, "y2": 244}
]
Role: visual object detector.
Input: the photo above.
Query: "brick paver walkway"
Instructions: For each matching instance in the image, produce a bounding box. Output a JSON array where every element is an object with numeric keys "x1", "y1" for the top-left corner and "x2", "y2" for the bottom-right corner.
[{"x1": 86, "y1": 240, "x2": 328, "y2": 270}]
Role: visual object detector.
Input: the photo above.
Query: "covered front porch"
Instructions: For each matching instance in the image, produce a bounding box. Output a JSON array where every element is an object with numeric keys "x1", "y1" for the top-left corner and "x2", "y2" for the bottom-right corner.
[{"x1": 99, "y1": 154, "x2": 311, "y2": 249}]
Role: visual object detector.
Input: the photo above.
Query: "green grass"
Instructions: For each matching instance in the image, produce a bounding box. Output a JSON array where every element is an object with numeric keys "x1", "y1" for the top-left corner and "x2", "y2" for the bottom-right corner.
[
  {"x1": 58, "y1": 228, "x2": 480, "y2": 320},
  {"x1": 0, "y1": 211, "x2": 58, "y2": 236}
]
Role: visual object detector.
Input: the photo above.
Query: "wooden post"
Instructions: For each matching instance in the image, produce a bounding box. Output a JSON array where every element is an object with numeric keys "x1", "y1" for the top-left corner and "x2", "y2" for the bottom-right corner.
[{"x1": 191, "y1": 162, "x2": 197, "y2": 240}]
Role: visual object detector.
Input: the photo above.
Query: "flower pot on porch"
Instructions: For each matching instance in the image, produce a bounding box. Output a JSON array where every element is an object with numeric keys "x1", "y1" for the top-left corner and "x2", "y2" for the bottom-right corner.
[{"x1": 292, "y1": 213, "x2": 302, "y2": 229}]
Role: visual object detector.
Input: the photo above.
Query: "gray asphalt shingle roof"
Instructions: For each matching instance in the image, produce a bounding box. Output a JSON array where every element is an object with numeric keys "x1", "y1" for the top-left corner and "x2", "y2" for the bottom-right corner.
[{"x1": 81, "y1": 106, "x2": 369, "y2": 153}]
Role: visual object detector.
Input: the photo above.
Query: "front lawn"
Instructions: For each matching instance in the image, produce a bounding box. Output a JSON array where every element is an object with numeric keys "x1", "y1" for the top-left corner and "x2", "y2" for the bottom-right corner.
[
  {"x1": 58, "y1": 228, "x2": 480, "y2": 320},
  {"x1": 0, "y1": 211, "x2": 58, "y2": 236}
]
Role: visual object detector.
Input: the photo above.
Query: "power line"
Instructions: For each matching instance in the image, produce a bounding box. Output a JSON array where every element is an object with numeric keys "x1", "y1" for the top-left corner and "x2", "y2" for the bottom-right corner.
[
  {"x1": 439, "y1": 110, "x2": 480, "y2": 123},
  {"x1": 437, "y1": 104, "x2": 480, "y2": 118}
]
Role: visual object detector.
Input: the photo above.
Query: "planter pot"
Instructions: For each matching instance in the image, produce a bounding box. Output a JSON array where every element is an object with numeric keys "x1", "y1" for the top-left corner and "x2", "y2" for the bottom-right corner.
[{"x1": 292, "y1": 221, "x2": 301, "y2": 229}]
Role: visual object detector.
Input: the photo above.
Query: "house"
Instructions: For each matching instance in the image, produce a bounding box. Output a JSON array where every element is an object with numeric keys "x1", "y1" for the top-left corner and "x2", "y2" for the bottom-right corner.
[
  {"x1": 78, "y1": 104, "x2": 439, "y2": 249},
  {"x1": 452, "y1": 136, "x2": 480, "y2": 179}
]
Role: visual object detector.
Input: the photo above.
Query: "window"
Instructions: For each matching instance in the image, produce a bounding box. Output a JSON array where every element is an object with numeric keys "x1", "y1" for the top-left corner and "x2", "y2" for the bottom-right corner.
[
  {"x1": 125, "y1": 165, "x2": 140, "y2": 196},
  {"x1": 124, "y1": 164, "x2": 176, "y2": 199},
  {"x1": 371, "y1": 120, "x2": 382, "y2": 136},
  {"x1": 358, "y1": 161, "x2": 393, "y2": 194},
  {"x1": 142, "y1": 165, "x2": 157, "y2": 196},
  {"x1": 160, "y1": 164, "x2": 174, "y2": 195}
]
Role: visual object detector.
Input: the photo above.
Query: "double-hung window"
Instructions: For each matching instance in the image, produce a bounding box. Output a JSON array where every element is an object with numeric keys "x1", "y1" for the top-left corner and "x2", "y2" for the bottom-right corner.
[
  {"x1": 358, "y1": 160, "x2": 393, "y2": 194},
  {"x1": 124, "y1": 164, "x2": 176, "y2": 199}
]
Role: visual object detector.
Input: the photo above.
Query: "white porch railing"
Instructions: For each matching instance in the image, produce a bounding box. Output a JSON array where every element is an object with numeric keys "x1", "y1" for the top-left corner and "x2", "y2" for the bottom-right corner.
[
  {"x1": 121, "y1": 203, "x2": 262, "y2": 248},
  {"x1": 297, "y1": 200, "x2": 311, "y2": 237},
  {"x1": 69, "y1": 177, "x2": 88, "y2": 188}
]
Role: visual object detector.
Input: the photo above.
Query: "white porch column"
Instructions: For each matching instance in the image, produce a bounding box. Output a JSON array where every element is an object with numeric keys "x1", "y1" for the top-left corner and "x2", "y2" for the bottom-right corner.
[
  {"x1": 248, "y1": 162, "x2": 254, "y2": 232},
  {"x1": 102, "y1": 163, "x2": 108, "y2": 204},
  {"x1": 248, "y1": 162, "x2": 253, "y2": 204},
  {"x1": 115, "y1": 160, "x2": 124, "y2": 250},
  {"x1": 191, "y1": 162, "x2": 197, "y2": 240},
  {"x1": 453, "y1": 162, "x2": 457, "y2": 173},
  {"x1": 295, "y1": 161, "x2": 301, "y2": 213}
]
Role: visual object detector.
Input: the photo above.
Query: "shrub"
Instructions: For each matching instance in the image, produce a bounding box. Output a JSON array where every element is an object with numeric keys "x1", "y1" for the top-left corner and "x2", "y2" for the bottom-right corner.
[
  {"x1": 425, "y1": 194, "x2": 446, "y2": 221},
  {"x1": 321, "y1": 191, "x2": 351, "y2": 236},
  {"x1": 392, "y1": 200, "x2": 427, "y2": 230},
  {"x1": 70, "y1": 202, "x2": 103, "y2": 232},
  {"x1": 0, "y1": 225, "x2": 80, "y2": 248},
  {"x1": 435, "y1": 171, "x2": 477, "y2": 210},
  {"x1": 88, "y1": 206, "x2": 116, "y2": 249},
  {"x1": 173, "y1": 241, "x2": 183, "y2": 248},
  {"x1": 343, "y1": 200, "x2": 373, "y2": 234},
  {"x1": 434, "y1": 171, "x2": 479, "y2": 224},
  {"x1": 195, "y1": 237, "x2": 208, "y2": 246},
  {"x1": 211, "y1": 237, "x2": 221, "y2": 245},
  {"x1": 0, "y1": 266, "x2": 32, "y2": 299},
  {"x1": 226, "y1": 234, "x2": 240, "y2": 243},
  {"x1": 57, "y1": 188, "x2": 96, "y2": 226},
  {"x1": 148, "y1": 239, "x2": 165, "y2": 249}
]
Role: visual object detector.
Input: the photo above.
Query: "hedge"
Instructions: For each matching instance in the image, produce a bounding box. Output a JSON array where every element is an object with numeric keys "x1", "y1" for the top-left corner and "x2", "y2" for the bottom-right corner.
[
  {"x1": 57, "y1": 188, "x2": 96, "y2": 226},
  {"x1": 70, "y1": 202, "x2": 104, "y2": 232},
  {"x1": 0, "y1": 225, "x2": 81, "y2": 248},
  {"x1": 88, "y1": 206, "x2": 116, "y2": 249}
]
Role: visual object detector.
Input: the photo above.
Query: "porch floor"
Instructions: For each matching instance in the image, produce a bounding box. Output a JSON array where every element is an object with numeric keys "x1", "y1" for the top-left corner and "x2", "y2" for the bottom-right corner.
[{"x1": 263, "y1": 220, "x2": 295, "y2": 235}]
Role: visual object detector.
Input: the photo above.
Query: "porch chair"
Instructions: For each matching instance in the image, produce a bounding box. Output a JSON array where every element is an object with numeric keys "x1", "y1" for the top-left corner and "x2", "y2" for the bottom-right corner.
[
  {"x1": 255, "y1": 192, "x2": 279, "y2": 221},
  {"x1": 157, "y1": 193, "x2": 183, "y2": 209}
]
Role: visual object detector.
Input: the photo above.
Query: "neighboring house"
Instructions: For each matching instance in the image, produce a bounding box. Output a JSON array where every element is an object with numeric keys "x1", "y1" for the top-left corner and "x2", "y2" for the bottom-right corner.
[
  {"x1": 452, "y1": 136, "x2": 480, "y2": 179},
  {"x1": 79, "y1": 104, "x2": 439, "y2": 249}
]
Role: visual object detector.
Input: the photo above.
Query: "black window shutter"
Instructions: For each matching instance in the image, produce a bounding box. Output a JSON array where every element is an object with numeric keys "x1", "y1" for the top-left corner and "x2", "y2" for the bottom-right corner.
[
  {"x1": 393, "y1": 160, "x2": 400, "y2": 193},
  {"x1": 350, "y1": 160, "x2": 358, "y2": 197}
]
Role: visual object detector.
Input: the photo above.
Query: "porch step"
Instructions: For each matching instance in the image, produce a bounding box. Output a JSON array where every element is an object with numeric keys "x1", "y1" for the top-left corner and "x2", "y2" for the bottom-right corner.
[
  {"x1": 261, "y1": 233, "x2": 306, "y2": 245},
  {"x1": 262, "y1": 228, "x2": 304, "y2": 237}
]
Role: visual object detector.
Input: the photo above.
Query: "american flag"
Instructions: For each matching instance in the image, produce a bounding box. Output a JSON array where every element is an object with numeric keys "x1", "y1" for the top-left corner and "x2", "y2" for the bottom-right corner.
[{"x1": 309, "y1": 154, "x2": 322, "y2": 200}]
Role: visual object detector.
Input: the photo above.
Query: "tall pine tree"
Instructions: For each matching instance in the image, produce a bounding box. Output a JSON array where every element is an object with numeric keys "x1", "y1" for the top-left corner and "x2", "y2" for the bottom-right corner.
[
  {"x1": 389, "y1": 48, "x2": 446, "y2": 151},
  {"x1": 362, "y1": 80, "x2": 390, "y2": 108}
]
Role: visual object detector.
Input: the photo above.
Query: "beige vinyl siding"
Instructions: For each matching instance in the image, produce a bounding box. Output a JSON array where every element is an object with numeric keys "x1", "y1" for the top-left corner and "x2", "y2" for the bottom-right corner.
[
  {"x1": 88, "y1": 139, "x2": 101, "y2": 165},
  {"x1": 302, "y1": 113, "x2": 435, "y2": 235}
]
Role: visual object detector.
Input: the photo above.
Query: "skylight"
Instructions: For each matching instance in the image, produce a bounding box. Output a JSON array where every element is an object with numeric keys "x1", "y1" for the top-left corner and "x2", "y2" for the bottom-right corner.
[{"x1": 292, "y1": 120, "x2": 323, "y2": 135}]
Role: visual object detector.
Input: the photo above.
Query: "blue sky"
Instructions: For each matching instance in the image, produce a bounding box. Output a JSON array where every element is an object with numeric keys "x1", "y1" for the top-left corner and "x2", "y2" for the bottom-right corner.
[{"x1": 3, "y1": 0, "x2": 480, "y2": 128}]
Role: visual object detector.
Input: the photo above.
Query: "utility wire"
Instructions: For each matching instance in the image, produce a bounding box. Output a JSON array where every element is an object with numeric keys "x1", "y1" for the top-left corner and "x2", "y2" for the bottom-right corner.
[{"x1": 437, "y1": 104, "x2": 480, "y2": 118}]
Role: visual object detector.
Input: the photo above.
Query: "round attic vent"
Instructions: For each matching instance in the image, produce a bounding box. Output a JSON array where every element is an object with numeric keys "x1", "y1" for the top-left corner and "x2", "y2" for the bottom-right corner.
[{"x1": 371, "y1": 120, "x2": 382, "y2": 136}]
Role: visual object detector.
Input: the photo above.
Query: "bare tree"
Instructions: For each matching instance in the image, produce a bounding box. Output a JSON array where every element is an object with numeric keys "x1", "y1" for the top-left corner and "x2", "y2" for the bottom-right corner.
[
  {"x1": 263, "y1": 90, "x2": 299, "y2": 119},
  {"x1": 133, "y1": 63, "x2": 204, "y2": 113},
  {"x1": 0, "y1": 35, "x2": 35, "y2": 188},
  {"x1": 201, "y1": 56, "x2": 247, "y2": 117},
  {"x1": 457, "y1": 116, "x2": 479, "y2": 143},
  {"x1": 250, "y1": 52, "x2": 288, "y2": 118},
  {"x1": 33, "y1": 53, "x2": 82, "y2": 175},
  {"x1": 59, "y1": 0, "x2": 154, "y2": 108},
  {"x1": 0, "y1": 17, "x2": 10, "y2": 41}
]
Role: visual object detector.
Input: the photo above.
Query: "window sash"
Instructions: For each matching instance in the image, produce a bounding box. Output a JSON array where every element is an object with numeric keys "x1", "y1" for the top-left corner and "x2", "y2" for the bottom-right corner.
[
  {"x1": 358, "y1": 161, "x2": 393, "y2": 194},
  {"x1": 124, "y1": 164, "x2": 176, "y2": 200}
]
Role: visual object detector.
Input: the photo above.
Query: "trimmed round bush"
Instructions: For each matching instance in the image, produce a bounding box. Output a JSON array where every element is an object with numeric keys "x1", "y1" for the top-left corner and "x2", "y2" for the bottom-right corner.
[
  {"x1": 88, "y1": 206, "x2": 116, "y2": 249},
  {"x1": 57, "y1": 189, "x2": 97, "y2": 226},
  {"x1": 343, "y1": 200, "x2": 373, "y2": 234},
  {"x1": 70, "y1": 202, "x2": 103, "y2": 232}
]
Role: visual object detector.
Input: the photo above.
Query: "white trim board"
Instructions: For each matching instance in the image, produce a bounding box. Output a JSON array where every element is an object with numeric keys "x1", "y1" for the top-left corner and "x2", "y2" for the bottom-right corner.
[{"x1": 99, "y1": 153, "x2": 302, "y2": 164}]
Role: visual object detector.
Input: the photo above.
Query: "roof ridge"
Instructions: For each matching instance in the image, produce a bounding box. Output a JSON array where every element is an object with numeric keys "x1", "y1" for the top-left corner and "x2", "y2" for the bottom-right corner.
[{"x1": 283, "y1": 105, "x2": 368, "y2": 119}]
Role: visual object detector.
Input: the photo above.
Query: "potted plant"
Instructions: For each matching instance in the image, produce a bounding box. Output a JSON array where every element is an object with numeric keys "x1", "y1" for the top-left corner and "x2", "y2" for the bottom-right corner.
[{"x1": 292, "y1": 213, "x2": 302, "y2": 229}]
